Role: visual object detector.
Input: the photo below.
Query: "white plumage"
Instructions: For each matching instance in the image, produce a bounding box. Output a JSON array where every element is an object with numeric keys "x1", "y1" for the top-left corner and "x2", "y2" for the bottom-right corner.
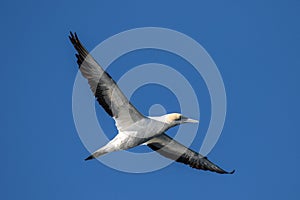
[{"x1": 69, "y1": 32, "x2": 234, "y2": 174}]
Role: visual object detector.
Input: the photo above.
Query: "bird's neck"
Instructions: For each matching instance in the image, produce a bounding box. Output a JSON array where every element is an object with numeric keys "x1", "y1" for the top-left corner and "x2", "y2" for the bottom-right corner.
[{"x1": 148, "y1": 115, "x2": 177, "y2": 131}]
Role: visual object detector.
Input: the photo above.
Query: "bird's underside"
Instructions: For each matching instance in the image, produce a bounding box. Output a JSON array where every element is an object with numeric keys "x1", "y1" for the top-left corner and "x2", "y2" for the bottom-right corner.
[{"x1": 69, "y1": 32, "x2": 235, "y2": 174}]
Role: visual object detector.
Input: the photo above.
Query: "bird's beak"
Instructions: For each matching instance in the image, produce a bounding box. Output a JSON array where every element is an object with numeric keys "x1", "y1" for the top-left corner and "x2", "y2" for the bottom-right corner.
[{"x1": 184, "y1": 118, "x2": 199, "y2": 123}]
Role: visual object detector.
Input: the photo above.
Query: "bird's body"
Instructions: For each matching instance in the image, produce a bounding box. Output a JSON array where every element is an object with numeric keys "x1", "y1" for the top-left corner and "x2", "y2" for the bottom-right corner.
[
  {"x1": 89, "y1": 117, "x2": 167, "y2": 158},
  {"x1": 69, "y1": 32, "x2": 234, "y2": 174}
]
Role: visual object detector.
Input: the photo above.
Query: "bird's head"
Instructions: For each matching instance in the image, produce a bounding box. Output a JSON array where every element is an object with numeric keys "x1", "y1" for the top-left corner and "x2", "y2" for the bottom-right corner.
[{"x1": 165, "y1": 113, "x2": 199, "y2": 125}]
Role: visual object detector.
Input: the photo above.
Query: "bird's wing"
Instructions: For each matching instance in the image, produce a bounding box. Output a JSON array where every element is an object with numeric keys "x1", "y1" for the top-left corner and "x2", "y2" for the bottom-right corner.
[
  {"x1": 69, "y1": 32, "x2": 144, "y2": 130},
  {"x1": 147, "y1": 133, "x2": 235, "y2": 174}
]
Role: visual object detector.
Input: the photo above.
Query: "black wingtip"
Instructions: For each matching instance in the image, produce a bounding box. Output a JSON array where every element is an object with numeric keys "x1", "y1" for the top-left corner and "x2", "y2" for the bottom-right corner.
[
  {"x1": 69, "y1": 31, "x2": 79, "y2": 43},
  {"x1": 75, "y1": 32, "x2": 79, "y2": 40},
  {"x1": 69, "y1": 31, "x2": 75, "y2": 43},
  {"x1": 69, "y1": 31, "x2": 74, "y2": 39},
  {"x1": 220, "y1": 169, "x2": 235, "y2": 174},
  {"x1": 84, "y1": 155, "x2": 95, "y2": 161},
  {"x1": 69, "y1": 31, "x2": 78, "y2": 41}
]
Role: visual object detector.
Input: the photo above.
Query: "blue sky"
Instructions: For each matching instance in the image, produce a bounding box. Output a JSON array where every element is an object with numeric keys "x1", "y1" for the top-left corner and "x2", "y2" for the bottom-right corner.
[{"x1": 1, "y1": 0, "x2": 299, "y2": 199}]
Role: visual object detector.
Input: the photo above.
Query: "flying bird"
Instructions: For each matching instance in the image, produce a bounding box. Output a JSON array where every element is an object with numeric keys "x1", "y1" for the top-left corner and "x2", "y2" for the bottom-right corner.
[{"x1": 69, "y1": 32, "x2": 234, "y2": 174}]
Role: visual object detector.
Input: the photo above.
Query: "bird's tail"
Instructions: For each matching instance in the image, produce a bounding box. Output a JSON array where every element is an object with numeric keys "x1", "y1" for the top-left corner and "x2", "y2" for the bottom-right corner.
[
  {"x1": 84, "y1": 143, "x2": 122, "y2": 161},
  {"x1": 84, "y1": 147, "x2": 110, "y2": 161}
]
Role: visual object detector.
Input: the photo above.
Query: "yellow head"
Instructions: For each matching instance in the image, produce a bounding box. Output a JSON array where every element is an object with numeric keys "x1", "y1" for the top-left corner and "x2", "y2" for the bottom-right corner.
[{"x1": 166, "y1": 113, "x2": 198, "y2": 124}]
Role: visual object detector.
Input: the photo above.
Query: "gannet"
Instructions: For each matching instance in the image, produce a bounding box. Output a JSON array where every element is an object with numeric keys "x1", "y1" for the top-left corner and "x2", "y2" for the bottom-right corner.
[{"x1": 69, "y1": 32, "x2": 234, "y2": 174}]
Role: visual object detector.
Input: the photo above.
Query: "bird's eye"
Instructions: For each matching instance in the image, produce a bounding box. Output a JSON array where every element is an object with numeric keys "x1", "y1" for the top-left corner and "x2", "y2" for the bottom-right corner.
[{"x1": 176, "y1": 116, "x2": 182, "y2": 121}]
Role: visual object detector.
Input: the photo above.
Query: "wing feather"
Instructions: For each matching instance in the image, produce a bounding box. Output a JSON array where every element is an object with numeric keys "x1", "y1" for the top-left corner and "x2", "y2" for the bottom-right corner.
[
  {"x1": 147, "y1": 133, "x2": 235, "y2": 174},
  {"x1": 69, "y1": 32, "x2": 144, "y2": 129}
]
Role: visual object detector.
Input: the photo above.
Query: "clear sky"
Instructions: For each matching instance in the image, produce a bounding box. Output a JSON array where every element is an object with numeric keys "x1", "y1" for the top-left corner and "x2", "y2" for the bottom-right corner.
[{"x1": 1, "y1": 0, "x2": 299, "y2": 199}]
